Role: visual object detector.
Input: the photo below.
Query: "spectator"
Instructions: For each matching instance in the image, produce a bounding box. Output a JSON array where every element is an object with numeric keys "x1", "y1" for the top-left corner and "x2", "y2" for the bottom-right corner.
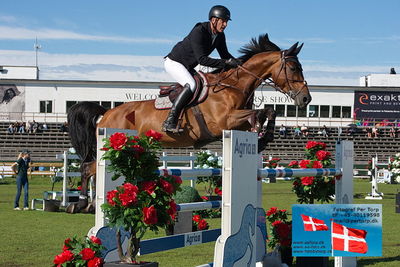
[
  {"x1": 365, "y1": 126, "x2": 372, "y2": 138},
  {"x1": 7, "y1": 123, "x2": 14, "y2": 134},
  {"x1": 278, "y1": 124, "x2": 287, "y2": 138},
  {"x1": 41, "y1": 122, "x2": 48, "y2": 131},
  {"x1": 372, "y1": 124, "x2": 379, "y2": 138},
  {"x1": 301, "y1": 124, "x2": 309, "y2": 137},
  {"x1": 347, "y1": 124, "x2": 358, "y2": 136},
  {"x1": 13, "y1": 151, "x2": 32, "y2": 210},
  {"x1": 320, "y1": 125, "x2": 330, "y2": 138},
  {"x1": 60, "y1": 122, "x2": 69, "y2": 133},
  {"x1": 32, "y1": 120, "x2": 39, "y2": 133},
  {"x1": 293, "y1": 125, "x2": 301, "y2": 138},
  {"x1": 17, "y1": 122, "x2": 25, "y2": 134}
]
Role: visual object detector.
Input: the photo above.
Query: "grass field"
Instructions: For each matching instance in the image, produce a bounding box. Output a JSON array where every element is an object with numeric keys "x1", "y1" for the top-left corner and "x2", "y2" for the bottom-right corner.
[{"x1": 0, "y1": 176, "x2": 399, "y2": 267}]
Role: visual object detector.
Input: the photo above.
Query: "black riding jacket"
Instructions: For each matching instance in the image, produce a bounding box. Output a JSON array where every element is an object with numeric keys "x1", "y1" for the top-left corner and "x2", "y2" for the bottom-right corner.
[{"x1": 166, "y1": 22, "x2": 234, "y2": 70}]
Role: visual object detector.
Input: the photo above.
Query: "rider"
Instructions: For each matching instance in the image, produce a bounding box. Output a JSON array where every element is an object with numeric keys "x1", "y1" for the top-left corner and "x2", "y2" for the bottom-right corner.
[{"x1": 162, "y1": 5, "x2": 241, "y2": 133}]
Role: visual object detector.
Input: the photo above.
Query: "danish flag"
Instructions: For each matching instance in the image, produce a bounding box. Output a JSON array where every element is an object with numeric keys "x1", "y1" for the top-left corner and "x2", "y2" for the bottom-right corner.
[
  {"x1": 332, "y1": 222, "x2": 368, "y2": 254},
  {"x1": 301, "y1": 214, "x2": 328, "y2": 231}
]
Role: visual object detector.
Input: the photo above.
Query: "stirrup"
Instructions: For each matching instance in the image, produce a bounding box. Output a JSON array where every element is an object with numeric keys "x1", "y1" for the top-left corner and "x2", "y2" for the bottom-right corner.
[{"x1": 162, "y1": 120, "x2": 184, "y2": 134}]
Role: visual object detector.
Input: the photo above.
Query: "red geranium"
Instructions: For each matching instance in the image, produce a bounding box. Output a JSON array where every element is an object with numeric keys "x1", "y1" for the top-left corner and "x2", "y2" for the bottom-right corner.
[
  {"x1": 201, "y1": 196, "x2": 209, "y2": 201},
  {"x1": 80, "y1": 248, "x2": 95, "y2": 261},
  {"x1": 197, "y1": 219, "x2": 209, "y2": 230},
  {"x1": 214, "y1": 187, "x2": 222, "y2": 196},
  {"x1": 312, "y1": 160, "x2": 323, "y2": 169},
  {"x1": 172, "y1": 175, "x2": 182, "y2": 185},
  {"x1": 299, "y1": 159, "x2": 311, "y2": 168},
  {"x1": 118, "y1": 183, "x2": 139, "y2": 207},
  {"x1": 88, "y1": 257, "x2": 104, "y2": 267},
  {"x1": 90, "y1": 236, "x2": 102, "y2": 245},
  {"x1": 143, "y1": 206, "x2": 158, "y2": 225},
  {"x1": 54, "y1": 249, "x2": 74, "y2": 265},
  {"x1": 109, "y1": 132, "x2": 128, "y2": 150},
  {"x1": 305, "y1": 141, "x2": 318, "y2": 149},
  {"x1": 316, "y1": 150, "x2": 331, "y2": 161},
  {"x1": 266, "y1": 207, "x2": 278, "y2": 216},
  {"x1": 301, "y1": 176, "x2": 314, "y2": 186},
  {"x1": 288, "y1": 160, "x2": 299, "y2": 167},
  {"x1": 159, "y1": 178, "x2": 174, "y2": 194},
  {"x1": 193, "y1": 214, "x2": 201, "y2": 222},
  {"x1": 145, "y1": 129, "x2": 163, "y2": 141},
  {"x1": 167, "y1": 200, "x2": 177, "y2": 220},
  {"x1": 106, "y1": 190, "x2": 118, "y2": 206},
  {"x1": 140, "y1": 181, "x2": 157, "y2": 195}
]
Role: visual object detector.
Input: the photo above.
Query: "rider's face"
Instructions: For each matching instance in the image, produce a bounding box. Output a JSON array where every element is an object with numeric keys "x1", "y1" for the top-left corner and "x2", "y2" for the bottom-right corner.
[{"x1": 211, "y1": 17, "x2": 228, "y2": 34}]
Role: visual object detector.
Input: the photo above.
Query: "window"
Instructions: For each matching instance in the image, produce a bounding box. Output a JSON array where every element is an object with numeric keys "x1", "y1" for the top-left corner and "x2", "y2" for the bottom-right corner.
[
  {"x1": 100, "y1": 101, "x2": 111, "y2": 109},
  {"x1": 332, "y1": 106, "x2": 341, "y2": 118},
  {"x1": 40, "y1": 100, "x2": 53, "y2": 113},
  {"x1": 275, "y1": 105, "x2": 285, "y2": 117},
  {"x1": 66, "y1": 101, "x2": 78, "y2": 113},
  {"x1": 308, "y1": 105, "x2": 319, "y2": 117},
  {"x1": 342, "y1": 106, "x2": 351, "y2": 118},
  {"x1": 114, "y1": 102, "x2": 124, "y2": 108},
  {"x1": 320, "y1": 105, "x2": 330, "y2": 118},
  {"x1": 287, "y1": 105, "x2": 296, "y2": 117},
  {"x1": 298, "y1": 106, "x2": 307, "y2": 117}
]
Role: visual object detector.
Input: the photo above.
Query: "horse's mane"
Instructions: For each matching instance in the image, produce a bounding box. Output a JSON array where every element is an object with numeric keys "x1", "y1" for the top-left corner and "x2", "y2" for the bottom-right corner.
[
  {"x1": 237, "y1": 33, "x2": 281, "y2": 63},
  {"x1": 211, "y1": 33, "x2": 281, "y2": 73}
]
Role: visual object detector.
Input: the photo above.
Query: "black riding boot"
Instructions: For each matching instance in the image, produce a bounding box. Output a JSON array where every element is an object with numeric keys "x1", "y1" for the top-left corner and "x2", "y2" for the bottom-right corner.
[{"x1": 162, "y1": 83, "x2": 193, "y2": 133}]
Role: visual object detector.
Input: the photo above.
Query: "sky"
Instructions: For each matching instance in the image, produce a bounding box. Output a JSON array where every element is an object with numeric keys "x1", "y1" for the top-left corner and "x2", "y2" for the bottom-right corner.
[{"x1": 0, "y1": 0, "x2": 399, "y2": 86}]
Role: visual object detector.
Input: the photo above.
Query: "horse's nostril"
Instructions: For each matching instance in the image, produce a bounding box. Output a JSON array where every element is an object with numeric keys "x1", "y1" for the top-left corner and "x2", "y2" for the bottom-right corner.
[{"x1": 303, "y1": 96, "x2": 309, "y2": 103}]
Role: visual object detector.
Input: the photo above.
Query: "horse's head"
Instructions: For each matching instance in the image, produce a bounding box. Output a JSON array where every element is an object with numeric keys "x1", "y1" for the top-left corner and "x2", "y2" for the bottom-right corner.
[
  {"x1": 236, "y1": 34, "x2": 311, "y2": 108},
  {"x1": 271, "y1": 42, "x2": 311, "y2": 108}
]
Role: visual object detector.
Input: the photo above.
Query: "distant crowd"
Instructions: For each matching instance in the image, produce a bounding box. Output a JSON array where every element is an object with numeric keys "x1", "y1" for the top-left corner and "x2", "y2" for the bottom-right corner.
[{"x1": 6, "y1": 121, "x2": 69, "y2": 134}]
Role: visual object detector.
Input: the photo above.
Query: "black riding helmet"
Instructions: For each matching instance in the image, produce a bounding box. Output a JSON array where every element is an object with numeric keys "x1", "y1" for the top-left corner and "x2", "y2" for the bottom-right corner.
[{"x1": 208, "y1": 5, "x2": 231, "y2": 21}]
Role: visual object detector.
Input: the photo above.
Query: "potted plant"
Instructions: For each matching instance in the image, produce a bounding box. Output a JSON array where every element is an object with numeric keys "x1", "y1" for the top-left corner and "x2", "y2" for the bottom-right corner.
[
  {"x1": 53, "y1": 235, "x2": 105, "y2": 267},
  {"x1": 100, "y1": 130, "x2": 182, "y2": 266},
  {"x1": 265, "y1": 207, "x2": 293, "y2": 266},
  {"x1": 389, "y1": 153, "x2": 400, "y2": 183},
  {"x1": 194, "y1": 150, "x2": 222, "y2": 199}
]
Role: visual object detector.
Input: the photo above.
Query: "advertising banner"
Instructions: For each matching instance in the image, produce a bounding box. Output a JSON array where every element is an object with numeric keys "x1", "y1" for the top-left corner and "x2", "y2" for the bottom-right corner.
[
  {"x1": 292, "y1": 204, "x2": 382, "y2": 257},
  {"x1": 354, "y1": 91, "x2": 400, "y2": 119},
  {"x1": 0, "y1": 84, "x2": 25, "y2": 120}
]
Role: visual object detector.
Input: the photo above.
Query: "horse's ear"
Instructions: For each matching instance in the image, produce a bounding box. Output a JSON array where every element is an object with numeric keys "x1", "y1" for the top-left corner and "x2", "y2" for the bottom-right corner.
[
  {"x1": 286, "y1": 42, "x2": 299, "y2": 56},
  {"x1": 294, "y1": 43, "x2": 304, "y2": 56}
]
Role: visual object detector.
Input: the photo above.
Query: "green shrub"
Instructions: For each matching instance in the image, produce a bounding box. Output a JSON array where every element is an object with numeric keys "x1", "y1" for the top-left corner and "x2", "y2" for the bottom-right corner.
[{"x1": 174, "y1": 185, "x2": 202, "y2": 204}]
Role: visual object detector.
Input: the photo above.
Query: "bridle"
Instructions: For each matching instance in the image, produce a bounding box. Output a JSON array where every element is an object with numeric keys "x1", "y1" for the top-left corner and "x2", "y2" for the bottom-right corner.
[{"x1": 208, "y1": 51, "x2": 308, "y2": 102}]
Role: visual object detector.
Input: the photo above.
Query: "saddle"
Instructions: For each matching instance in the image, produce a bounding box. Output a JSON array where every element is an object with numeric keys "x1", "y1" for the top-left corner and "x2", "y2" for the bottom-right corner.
[{"x1": 154, "y1": 72, "x2": 209, "y2": 110}]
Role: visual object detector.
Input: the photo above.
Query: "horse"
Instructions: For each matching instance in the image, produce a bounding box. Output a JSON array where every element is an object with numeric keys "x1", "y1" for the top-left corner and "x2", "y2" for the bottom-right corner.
[{"x1": 67, "y1": 34, "x2": 311, "y2": 213}]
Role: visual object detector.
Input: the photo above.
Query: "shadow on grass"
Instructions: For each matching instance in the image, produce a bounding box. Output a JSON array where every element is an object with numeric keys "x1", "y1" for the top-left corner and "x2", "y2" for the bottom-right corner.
[
  {"x1": 354, "y1": 193, "x2": 364, "y2": 199},
  {"x1": 358, "y1": 255, "x2": 400, "y2": 266}
]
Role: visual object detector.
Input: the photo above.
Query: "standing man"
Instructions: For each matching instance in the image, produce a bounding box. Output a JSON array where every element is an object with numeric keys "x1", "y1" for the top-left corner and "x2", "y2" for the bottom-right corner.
[
  {"x1": 13, "y1": 150, "x2": 32, "y2": 210},
  {"x1": 163, "y1": 5, "x2": 241, "y2": 133}
]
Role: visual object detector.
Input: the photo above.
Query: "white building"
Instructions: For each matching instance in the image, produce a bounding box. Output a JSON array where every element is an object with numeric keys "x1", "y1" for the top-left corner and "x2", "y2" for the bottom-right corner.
[{"x1": 1, "y1": 65, "x2": 399, "y2": 127}]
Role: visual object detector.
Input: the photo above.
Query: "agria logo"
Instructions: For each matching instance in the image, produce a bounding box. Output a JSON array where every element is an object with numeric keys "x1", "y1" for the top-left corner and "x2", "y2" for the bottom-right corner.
[{"x1": 359, "y1": 93, "x2": 369, "y2": 105}]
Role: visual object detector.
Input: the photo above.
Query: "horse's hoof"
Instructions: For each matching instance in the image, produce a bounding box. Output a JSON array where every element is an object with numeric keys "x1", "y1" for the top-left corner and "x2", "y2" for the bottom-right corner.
[{"x1": 83, "y1": 203, "x2": 95, "y2": 214}]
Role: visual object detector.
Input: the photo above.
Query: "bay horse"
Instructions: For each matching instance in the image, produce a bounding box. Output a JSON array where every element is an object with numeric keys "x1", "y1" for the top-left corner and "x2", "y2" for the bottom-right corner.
[{"x1": 67, "y1": 34, "x2": 311, "y2": 213}]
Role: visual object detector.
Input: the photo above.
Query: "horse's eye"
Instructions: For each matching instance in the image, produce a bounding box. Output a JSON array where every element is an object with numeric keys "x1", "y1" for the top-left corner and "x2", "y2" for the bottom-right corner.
[{"x1": 290, "y1": 66, "x2": 296, "y2": 72}]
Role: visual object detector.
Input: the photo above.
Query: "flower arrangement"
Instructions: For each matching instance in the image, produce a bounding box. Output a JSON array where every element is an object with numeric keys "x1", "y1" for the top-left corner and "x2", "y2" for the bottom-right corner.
[
  {"x1": 288, "y1": 141, "x2": 335, "y2": 204},
  {"x1": 195, "y1": 150, "x2": 222, "y2": 196},
  {"x1": 263, "y1": 157, "x2": 281, "y2": 169},
  {"x1": 53, "y1": 236, "x2": 105, "y2": 267},
  {"x1": 389, "y1": 153, "x2": 400, "y2": 183},
  {"x1": 100, "y1": 130, "x2": 182, "y2": 263},
  {"x1": 192, "y1": 214, "x2": 210, "y2": 231},
  {"x1": 265, "y1": 207, "x2": 292, "y2": 250}
]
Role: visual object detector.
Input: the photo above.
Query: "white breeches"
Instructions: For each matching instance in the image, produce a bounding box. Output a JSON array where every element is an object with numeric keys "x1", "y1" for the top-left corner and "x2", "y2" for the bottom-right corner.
[{"x1": 164, "y1": 57, "x2": 196, "y2": 92}]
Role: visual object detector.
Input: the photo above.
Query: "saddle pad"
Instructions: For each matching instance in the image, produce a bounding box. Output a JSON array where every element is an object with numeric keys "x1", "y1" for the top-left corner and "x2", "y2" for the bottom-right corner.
[{"x1": 154, "y1": 72, "x2": 208, "y2": 110}]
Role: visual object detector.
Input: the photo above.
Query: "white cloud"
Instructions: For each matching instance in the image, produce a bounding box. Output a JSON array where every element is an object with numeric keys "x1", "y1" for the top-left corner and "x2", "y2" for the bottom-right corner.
[
  {"x1": 0, "y1": 15, "x2": 17, "y2": 23},
  {"x1": 0, "y1": 26, "x2": 175, "y2": 44}
]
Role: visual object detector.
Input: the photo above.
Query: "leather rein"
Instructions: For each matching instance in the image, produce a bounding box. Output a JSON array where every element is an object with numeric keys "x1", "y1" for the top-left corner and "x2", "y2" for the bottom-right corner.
[{"x1": 208, "y1": 51, "x2": 308, "y2": 105}]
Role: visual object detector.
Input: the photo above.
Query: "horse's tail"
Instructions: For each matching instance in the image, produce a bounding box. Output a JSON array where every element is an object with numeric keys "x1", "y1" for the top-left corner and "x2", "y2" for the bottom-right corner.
[{"x1": 67, "y1": 101, "x2": 107, "y2": 163}]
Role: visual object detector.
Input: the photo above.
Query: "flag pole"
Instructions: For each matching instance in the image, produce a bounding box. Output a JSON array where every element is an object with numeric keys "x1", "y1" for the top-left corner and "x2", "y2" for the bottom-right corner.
[{"x1": 331, "y1": 219, "x2": 334, "y2": 257}]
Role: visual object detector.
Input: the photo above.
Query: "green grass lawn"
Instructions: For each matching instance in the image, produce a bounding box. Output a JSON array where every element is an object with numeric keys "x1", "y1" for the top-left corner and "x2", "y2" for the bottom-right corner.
[{"x1": 0, "y1": 176, "x2": 399, "y2": 267}]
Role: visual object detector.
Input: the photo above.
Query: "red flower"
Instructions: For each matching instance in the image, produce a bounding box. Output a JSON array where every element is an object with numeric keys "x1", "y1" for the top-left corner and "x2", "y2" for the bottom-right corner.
[
  {"x1": 317, "y1": 142, "x2": 327, "y2": 149},
  {"x1": 272, "y1": 220, "x2": 283, "y2": 227},
  {"x1": 90, "y1": 236, "x2": 102, "y2": 245},
  {"x1": 193, "y1": 215, "x2": 201, "y2": 223},
  {"x1": 305, "y1": 141, "x2": 318, "y2": 149},
  {"x1": 201, "y1": 196, "x2": 209, "y2": 201},
  {"x1": 106, "y1": 190, "x2": 118, "y2": 206},
  {"x1": 288, "y1": 160, "x2": 298, "y2": 167},
  {"x1": 100, "y1": 147, "x2": 109, "y2": 151},
  {"x1": 266, "y1": 207, "x2": 278, "y2": 216},
  {"x1": 299, "y1": 160, "x2": 311, "y2": 168},
  {"x1": 140, "y1": 181, "x2": 157, "y2": 195},
  {"x1": 301, "y1": 176, "x2": 315, "y2": 186},
  {"x1": 54, "y1": 250, "x2": 74, "y2": 264},
  {"x1": 275, "y1": 222, "x2": 291, "y2": 239},
  {"x1": 172, "y1": 175, "x2": 182, "y2": 184},
  {"x1": 88, "y1": 257, "x2": 104, "y2": 267},
  {"x1": 159, "y1": 178, "x2": 174, "y2": 194},
  {"x1": 167, "y1": 200, "x2": 177, "y2": 220},
  {"x1": 80, "y1": 248, "x2": 95, "y2": 260},
  {"x1": 145, "y1": 129, "x2": 163, "y2": 141},
  {"x1": 197, "y1": 219, "x2": 209, "y2": 230},
  {"x1": 312, "y1": 160, "x2": 323, "y2": 169},
  {"x1": 132, "y1": 144, "x2": 144, "y2": 154},
  {"x1": 280, "y1": 209, "x2": 287, "y2": 213},
  {"x1": 77, "y1": 186, "x2": 82, "y2": 191},
  {"x1": 293, "y1": 180, "x2": 299, "y2": 186},
  {"x1": 316, "y1": 150, "x2": 331, "y2": 161},
  {"x1": 109, "y1": 132, "x2": 128, "y2": 150},
  {"x1": 143, "y1": 206, "x2": 158, "y2": 225},
  {"x1": 214, "y1": 187, "x2": 222, "y2": 196}
]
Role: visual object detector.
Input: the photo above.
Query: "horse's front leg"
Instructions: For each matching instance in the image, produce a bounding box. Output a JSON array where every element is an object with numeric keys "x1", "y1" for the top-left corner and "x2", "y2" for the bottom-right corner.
[
  {"x1": 66, "y1": 161, "x2": 96, "y2": 213},
  {"x1": 257, "y1": 107, "x2": 276, "y2": 153}
]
